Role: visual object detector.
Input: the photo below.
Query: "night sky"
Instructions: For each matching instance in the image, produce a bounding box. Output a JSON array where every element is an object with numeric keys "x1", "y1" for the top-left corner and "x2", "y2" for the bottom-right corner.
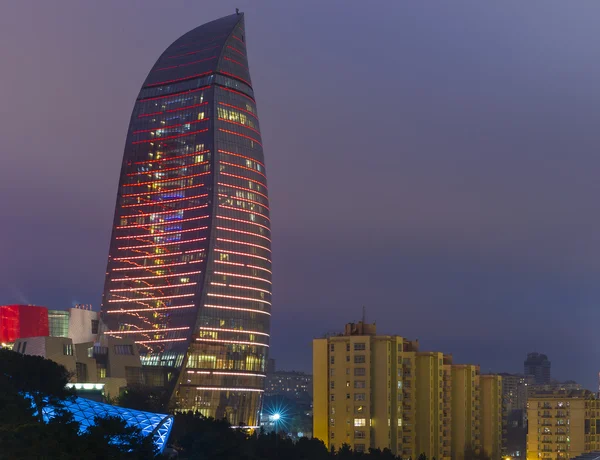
[{"x1": 2, "y1": 1, "x2": 600, "y2": 389}]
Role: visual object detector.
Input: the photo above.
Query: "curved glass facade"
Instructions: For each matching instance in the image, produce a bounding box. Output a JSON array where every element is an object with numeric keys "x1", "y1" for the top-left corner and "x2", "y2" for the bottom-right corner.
[
  {"x1": 100, "y1": 13, "x2": 270, "y2": 426},
  {"x1": 42, "y1": 397, "x2": 174, "y2": 453}
]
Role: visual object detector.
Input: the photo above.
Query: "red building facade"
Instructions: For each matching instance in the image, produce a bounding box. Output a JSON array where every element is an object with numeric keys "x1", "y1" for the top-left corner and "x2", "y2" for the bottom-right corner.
[{"x1": 0, "y1": 305, "x2": 49, "y2": 343}]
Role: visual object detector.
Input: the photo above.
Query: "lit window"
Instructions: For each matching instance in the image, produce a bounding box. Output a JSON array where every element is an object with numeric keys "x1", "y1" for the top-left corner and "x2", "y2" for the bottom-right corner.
[{"x1": 354, "y1": 418, "x2": 366, "y2": 427}]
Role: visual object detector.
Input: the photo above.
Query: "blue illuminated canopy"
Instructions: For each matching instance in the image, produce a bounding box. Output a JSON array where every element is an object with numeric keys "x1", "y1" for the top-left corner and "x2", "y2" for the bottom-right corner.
[{"x1": 42, "y1": 397, "x2": 174, "y2": 453}]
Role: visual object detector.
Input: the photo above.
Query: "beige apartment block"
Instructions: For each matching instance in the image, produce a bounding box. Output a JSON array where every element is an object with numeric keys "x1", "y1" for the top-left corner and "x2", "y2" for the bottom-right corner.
[
  {"x1": 527, "y1": 390, "x2": 600, "y2": 460},
  {"x1": 314, "y1": 322, "x2": 503, "y2": 460}
]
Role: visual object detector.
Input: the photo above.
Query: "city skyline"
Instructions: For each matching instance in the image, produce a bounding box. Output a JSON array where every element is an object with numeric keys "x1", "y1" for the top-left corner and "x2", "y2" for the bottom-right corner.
[{"x1": 2, "y1": 1, "x2": 600, "y2": 390}]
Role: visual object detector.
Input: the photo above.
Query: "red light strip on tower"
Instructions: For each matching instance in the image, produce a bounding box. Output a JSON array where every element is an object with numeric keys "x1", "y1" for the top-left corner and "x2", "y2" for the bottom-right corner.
[
  {"x1": 110, "y1": 282, "x2": 196, "y2": 293},
  {"x1": 138, "y1": 111, "x2": 164, "y2": 118},
  {"x1": 134, "y1": 149, "x2": 210, "y2": 165},
  {"x1": 216, "y1": 86, "x2": 255, "y2": 102},
  {"x1": 204, "y1": 304, "x2": 270, "y2": 316},
  {"x1": 106, "y1": 304, "x2": 196, "y2": 313},
  {"x1": 166, "y1": 102, "x2": 209, "y2": 113},
  {"x1": 217, "y1": 103, "x2": 257, "y2": 121},
  {"x1": 132, "y1": 117, "x2": 209, "y2": 135},
  {"x1": 166, "y1": 46, "x2": 219, "y2": 59},
  {"x1": 108, "y1": 293, "x2": 195, "y2": 303},
  {"x1": 122, "y1": 194, "x2": 209, "y2": 209},
  {"x1": 215, "y1": 372, "x2": 265, "y2": 378},
  {"x1": 131, "y1": 128, "x2": 209, "y2": 144},
  {"x1": 223, "y1": 56, "x2": 247, "y2": 70},
  {"x1": 247, "y1": 265, "x2": 272, "y2": 274},
  {"x1": 229, "y1": 284, "x2": 272, "y2": 295},
  {"x1": 214, "y1": 249, "x2": 270, "y2": 263},
  {"x1": 213, "y1": 271, "x2": 271, "y2": 284},
  {"x1": 214, "y1": 260, "x2": 245, "y2": 267},
  {"x1": 124, "y1": 171, "x2": 210, "y2": 187},
  {"x1": 112, "y1": 270, "x2": 201, "y2": 282},
  {"x1": 121, "y1": 204, "x2": 208, "y2": 219},
  {"x1": 218, "y1": 205, "x2": 270, "y2": 221},
  {"x1": 218, "y1": 129, "x2": 261, "y2": 146},
  {"x1": 144, "y1": 71, "x2": 213, "y2": 88},
  {"x1": 216, "y1": 238, "x2": 271, "y2": 252},
  {"x1": 126, "y1": 162, "x2": 208, "y2": 177},
  {"x1": 116, "y1": 226, "x2": 207, "y2": 240},
  {"x1": 136, "y1": 338, "x2": 188, "y2": 344},
  {"x1": 220, "y1": 172, "x2": 267, "y2": 189},
  {"x1": 217, "y1": 148, "x2": 263, "y2": 165},
  {"x1": 118, "y1": 237, "x2": 207, "y2": 251},
  {"x1": 114, "y1": 252, "x2": 183, "y2": 261},
  {"x1": 194, "y1": 387, "x2": 264, "y2": 392},
  {"x1": 217, "y1": 215, "x2": 270, "y2": 232},
  {"x1": 219, "y1": 161, "x2": 266, "y2": 178},
  {"x1": 196, "y1": 338, "x2": 268, "y2": 347},
  {"x1": 112, "y1": 261, "x2": 202, "y2": 271},
  {"x1": 197, "y1": 326, "x2": 269, "y2": 337},
  {"x1": 116, "y1": 215, "x2": 208, "y2": 229},
  {"x1": 123, "y1": 183, "x2": 206, "y2": 197},
  {"x1": 207, "y1": 293, "x2": 271, "y2": 305},
  {"x1": 227, "y1": 45, "x2": 245, "y2": 56},
  {"x1": 217, "y1": 183, "x2": 268, "y2": 200},
  {"x1": 231, "y1": 35, "x2": 246, "y2": 46},
  {"x1": 218, "y1": 118, "x2": 261, "y2": 136},
  {"x1": 154, "y1": 56, "x2": 217, "y2": 71},
  {"x1": 137, "y1": 85, "x2": 210, "y2": 103},
  {"x1": 219, "y1": 71, "x2": 251, "y2": 87},
  {"x1": 106, "y1": 326, "x2": 190, "y2": 334},
  {"x1": 176, "y1": 35, "x2": 227, "y2": 49},
  {"x1": 216, "y1": 226, "x2": 271, "y2": 242}
]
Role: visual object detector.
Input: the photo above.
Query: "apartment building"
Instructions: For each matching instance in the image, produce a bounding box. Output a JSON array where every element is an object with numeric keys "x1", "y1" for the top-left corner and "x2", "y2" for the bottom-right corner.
[
  {"x1": 527, "y1": 390, "x2": 600, "y2": 460},
  {"x1": 314, "y1": 322, "x2": 503, "y2": 459}
]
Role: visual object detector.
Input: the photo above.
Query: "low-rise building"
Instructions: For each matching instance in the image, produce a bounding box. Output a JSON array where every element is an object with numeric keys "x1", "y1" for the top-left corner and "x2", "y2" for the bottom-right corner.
[{"x1": 13, "y1": 335, "x2": 141, "y2": 400}]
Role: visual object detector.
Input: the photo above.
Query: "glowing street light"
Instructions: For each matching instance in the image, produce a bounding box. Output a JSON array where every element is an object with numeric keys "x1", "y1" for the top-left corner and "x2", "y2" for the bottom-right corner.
[{"x1": 272, "y1": 413, "x2": 281, "y2": 421}]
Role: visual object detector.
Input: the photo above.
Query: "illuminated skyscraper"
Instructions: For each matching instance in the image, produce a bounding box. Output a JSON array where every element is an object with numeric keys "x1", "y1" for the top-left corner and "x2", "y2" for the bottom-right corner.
[{"x1": 100, "y1": 12, "x2": 270, "y2": 426}]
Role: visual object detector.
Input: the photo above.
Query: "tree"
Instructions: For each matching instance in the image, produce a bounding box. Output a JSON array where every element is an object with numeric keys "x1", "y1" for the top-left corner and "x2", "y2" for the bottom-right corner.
[
  {"x1": 116, "y1": 384, "x2": 170, "y2": 413},
  {"x1": 0, "y1": 349, "x2": 159, "y2": 459},
  {"x1": 83, "y1": 415, "x2": 157, "y2": 459},
  {"x1": 0, "y1": 348, "x2": 74, "y2": 422}
]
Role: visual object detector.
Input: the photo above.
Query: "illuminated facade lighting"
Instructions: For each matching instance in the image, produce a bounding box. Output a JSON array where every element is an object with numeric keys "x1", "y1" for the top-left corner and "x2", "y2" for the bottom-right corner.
[
  {"x1": 198, "y1": 326, "x2": 270, "y2": 337},
  {"x1": 204, "y1": 304, "x2": 271, "y2": 316},
  {"x1": 195, "y1": 387, "x2": 264, "y2": 393},
  {"x1": 100, "y1": 13, "x2": 271, "y2": 428},
  {"x1": 106, "y1": 304, "x2": 196, "y2": 313},
  {"x1": 195, "y1": 337, "x2": 269, "y2": 347}
]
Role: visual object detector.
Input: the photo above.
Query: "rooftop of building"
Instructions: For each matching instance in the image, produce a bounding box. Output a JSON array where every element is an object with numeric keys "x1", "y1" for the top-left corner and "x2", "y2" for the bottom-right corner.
[{"x1": 528, "y1": 389, "x2": 595, "y2": 399}]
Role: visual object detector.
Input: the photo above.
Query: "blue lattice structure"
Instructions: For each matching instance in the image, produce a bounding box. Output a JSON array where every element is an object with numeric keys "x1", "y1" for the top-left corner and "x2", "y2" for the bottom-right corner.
[{"x1": 42, "y1": 397, "x2": 174, "y2": 453}]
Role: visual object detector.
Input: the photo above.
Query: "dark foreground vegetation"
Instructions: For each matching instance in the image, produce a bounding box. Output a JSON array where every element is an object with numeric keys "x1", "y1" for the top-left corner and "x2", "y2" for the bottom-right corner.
[{"x1": 0, "y1": 349, "x2": 493, "y2": 459}]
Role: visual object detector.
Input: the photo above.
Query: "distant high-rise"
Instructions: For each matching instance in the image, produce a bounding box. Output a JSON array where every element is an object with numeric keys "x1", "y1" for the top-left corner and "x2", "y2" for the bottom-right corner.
[
  {"x1": 524, "y1": 353, "x2": 551, "y2": 385},
  {"x1": 99, "y1": 12, "x2": 271, "y2": 427}
]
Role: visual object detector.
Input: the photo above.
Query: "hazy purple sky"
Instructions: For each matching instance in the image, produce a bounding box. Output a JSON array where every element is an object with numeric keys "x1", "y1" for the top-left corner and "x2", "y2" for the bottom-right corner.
[{"x1": 2, "y1": 1, "x2": 600, "y2": 388}]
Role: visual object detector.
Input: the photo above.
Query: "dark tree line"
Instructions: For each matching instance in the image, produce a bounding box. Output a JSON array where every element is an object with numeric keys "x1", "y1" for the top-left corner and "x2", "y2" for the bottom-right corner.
[
  {"x1": 1, "y1": 348, "x2": 495, "y2": 459},
  {"x1": 0, "y1": 349, "x2": 155, "y2": 460}
]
